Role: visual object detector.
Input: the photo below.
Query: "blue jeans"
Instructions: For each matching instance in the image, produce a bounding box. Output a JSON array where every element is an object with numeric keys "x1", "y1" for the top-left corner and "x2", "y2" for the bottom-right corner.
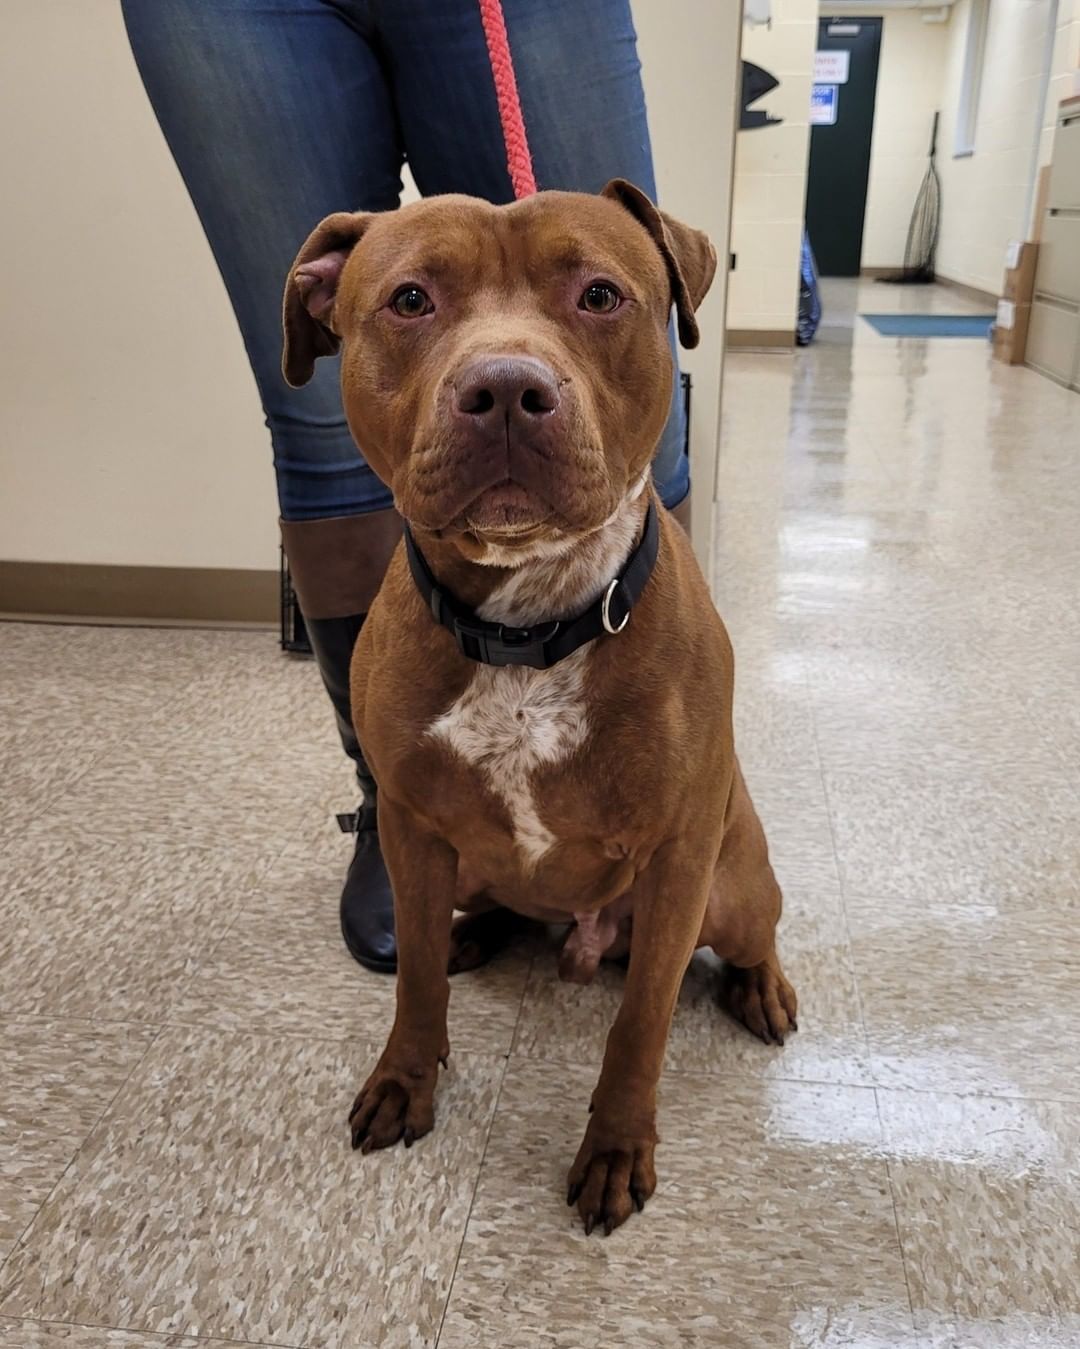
[{"x1": 121, "y1": 0, "x2": 689, "y2": 522}]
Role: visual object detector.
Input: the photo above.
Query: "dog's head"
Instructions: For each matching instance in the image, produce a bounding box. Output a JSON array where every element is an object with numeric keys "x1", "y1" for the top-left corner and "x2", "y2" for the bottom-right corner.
[{"x1": 282, "y1": 182, "x2": 715, "y2": 562}]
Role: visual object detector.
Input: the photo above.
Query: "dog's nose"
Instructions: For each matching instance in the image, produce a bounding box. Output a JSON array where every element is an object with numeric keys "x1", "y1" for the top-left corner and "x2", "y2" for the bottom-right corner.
[{"x1": 455, "y1": 356, "x2": 561, "y2": 422}]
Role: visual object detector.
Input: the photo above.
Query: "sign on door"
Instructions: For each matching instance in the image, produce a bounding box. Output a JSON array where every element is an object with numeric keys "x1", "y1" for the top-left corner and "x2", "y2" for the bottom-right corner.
[
  {"x1": 810, "y1": 84, "x2": 839, "y2": 126},
  {"x1": 813, "y1": 51, "x2": 850, "y2": 84}
]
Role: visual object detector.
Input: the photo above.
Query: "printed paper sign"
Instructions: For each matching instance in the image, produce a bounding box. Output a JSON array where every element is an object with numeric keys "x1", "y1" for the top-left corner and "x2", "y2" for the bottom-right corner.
[
  {"x1": 810, "y1": 84, "x2": 839, "y2": 126},
  {"x1": 814, "y1": 51, "x2": 850, "y2": 84}
]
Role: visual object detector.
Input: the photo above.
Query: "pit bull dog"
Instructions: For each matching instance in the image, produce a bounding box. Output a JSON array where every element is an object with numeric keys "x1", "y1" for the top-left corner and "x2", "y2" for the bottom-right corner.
[{"x1": 282, "y1": 181, "x2": 797, "y2": 1236}]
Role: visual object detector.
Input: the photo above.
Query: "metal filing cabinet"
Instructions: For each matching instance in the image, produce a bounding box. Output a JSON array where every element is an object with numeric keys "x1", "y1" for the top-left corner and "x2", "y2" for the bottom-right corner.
[{"x1": 1027, "y1": 100, "x2": 1080, "y2": 391}]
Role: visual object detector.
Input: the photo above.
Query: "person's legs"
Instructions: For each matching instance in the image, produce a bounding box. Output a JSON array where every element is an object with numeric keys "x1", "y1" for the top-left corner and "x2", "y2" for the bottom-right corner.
[
  {"x1": 376, "y1": 0, "x2": 689, "y2": 511},
  {"x1": 123, "y1": 0, "x2": 402, "y2": 530},
  {"x1": 122, "y1": 0, "x2": 405, "y2": 969}
]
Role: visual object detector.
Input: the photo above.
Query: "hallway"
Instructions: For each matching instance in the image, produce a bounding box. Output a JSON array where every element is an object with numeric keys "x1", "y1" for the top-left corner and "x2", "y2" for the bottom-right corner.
[{"x1": 1, "y1": 281, "x2": 1079, "y2": 1347}]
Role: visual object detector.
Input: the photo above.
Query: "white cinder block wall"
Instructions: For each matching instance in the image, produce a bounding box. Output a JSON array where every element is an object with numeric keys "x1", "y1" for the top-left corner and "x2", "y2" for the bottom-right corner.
[
  {"x1": 726, "y1": 0, "x2": 818, "y2": 337},
  {"x1": 934, "y1": 0, "x2": 1065, "y2": 295},
  {"x1": 860, "y1": 10, "x2": 950, "y2": 271},
  {"x1": 1038, "y1": 0, "x2": 1080, "y2": 177},
  {"x1": 732, "y1": 0, "x2": 1079, "y2": 304}
]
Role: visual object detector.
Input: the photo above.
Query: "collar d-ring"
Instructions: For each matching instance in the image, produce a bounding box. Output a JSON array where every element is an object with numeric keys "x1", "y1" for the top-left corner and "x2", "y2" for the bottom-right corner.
[{"x1": 601, "y1": 578, "x2": 630, "y2": 635}]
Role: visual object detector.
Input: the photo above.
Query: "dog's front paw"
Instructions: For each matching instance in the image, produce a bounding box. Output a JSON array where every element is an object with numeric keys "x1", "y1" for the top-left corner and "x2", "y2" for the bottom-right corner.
[
  {"x1": 566, "y1": 1112, "x2": 658, "y2": 1235},
  {"x1": 348, "y1": 1054, "x2": 440, "y2": 1154}
]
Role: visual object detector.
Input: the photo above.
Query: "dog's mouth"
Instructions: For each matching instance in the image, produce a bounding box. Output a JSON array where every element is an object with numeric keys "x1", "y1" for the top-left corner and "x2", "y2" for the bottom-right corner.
[{"x1": 459, "y1": 480, "x2": 553, "y2": 538}]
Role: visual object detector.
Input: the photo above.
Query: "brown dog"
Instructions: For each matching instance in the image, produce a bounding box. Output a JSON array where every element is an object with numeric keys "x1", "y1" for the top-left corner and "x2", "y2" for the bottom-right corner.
[{"x1": 282, "y1": 181, "x2": 797, "y2": 1235}]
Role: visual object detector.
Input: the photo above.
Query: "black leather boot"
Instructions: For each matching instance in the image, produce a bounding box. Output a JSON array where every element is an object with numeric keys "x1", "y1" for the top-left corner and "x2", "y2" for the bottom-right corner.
[
  {"x1": 304, "y1": 613, "x2": 397, "y2": 974},
  {"x1": 282, "y1": 509, "x2": 403, "y2": 974}
]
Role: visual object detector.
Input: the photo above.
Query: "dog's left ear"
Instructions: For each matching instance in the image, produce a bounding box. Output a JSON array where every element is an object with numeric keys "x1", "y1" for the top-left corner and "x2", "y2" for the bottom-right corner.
[
  {"x1": 601, "y1": 179, "x2": 717, "y2": 349},
  {"x1": 282, "y1": 211, "x2": 372, "y2": 388}
]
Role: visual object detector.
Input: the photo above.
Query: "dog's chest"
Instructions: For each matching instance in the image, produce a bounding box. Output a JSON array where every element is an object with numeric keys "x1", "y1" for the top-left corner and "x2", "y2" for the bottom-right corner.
[{"x1": 427, "y1": 653, "x2": 590, "y2": 866}]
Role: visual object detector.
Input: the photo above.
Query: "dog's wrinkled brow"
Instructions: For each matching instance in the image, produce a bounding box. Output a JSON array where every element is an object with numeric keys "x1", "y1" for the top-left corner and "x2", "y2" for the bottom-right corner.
[
  {"x1": 384, "y1": 249, "x2": 482, "y2": 282},
  {"x1": 536, "y1": 241, "x2": 596, "y2": 273}
]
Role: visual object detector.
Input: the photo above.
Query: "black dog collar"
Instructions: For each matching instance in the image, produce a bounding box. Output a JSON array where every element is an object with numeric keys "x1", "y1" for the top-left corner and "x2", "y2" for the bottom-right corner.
[{"x1": 404, "y1": 501, "x2": 659, "y2": 670}]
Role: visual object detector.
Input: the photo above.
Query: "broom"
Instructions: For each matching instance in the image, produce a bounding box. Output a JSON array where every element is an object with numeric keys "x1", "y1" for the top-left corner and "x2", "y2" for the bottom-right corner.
[{"x1": 880, "y1": 111, "x2": 941, "y2": 285}]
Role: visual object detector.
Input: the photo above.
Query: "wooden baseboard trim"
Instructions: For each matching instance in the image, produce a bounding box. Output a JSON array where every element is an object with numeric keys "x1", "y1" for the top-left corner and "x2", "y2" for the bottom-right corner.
[
  {"x1": 860, "y1": 267, "x2": 997, "y2": 308},
  {"x1": 726, "y1": 328, "x2": 795, "y2": 350},
  {"x1": 0, "y1": 561, "x2": 279, "y2": 624},
  {"x1": 935, "y1": 276, "x2": 998, "y2": 308}
]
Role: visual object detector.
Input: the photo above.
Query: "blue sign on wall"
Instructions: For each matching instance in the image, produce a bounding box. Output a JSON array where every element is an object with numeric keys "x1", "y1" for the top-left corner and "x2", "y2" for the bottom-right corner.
[{"x1": 810, "y1": 84, "x2": 839, "y2": 126}]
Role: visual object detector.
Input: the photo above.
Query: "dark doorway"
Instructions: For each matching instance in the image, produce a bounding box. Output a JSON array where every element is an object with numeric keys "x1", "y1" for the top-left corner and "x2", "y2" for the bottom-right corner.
[{"x1": 805, "y1": 16, "x2": 882, "y2": 276}]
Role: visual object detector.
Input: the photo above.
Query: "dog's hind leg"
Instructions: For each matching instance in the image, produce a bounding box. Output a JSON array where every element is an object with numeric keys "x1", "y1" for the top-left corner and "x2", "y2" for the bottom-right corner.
[
  {"x1": 699, "y1": 760, "x2": 798, "y2": 1046},
  {"x1": 448, "y1": 904, "x2": 533, "y2": 975}
]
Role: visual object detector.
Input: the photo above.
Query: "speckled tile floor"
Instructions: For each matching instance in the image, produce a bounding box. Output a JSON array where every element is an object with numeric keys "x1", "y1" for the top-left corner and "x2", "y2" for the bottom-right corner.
[{"x1": 2, "y1": 280, "x2": 1079, "y2": 1348}]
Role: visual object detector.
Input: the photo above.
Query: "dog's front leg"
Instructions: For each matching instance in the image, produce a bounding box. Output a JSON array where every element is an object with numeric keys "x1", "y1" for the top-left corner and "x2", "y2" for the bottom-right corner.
[
  {"x1": 348, "y1": 798, "x2": 457, "y2": 1154},
  {"x1": 567, "y1": 841, "x2": 715, "y2": 1234}
]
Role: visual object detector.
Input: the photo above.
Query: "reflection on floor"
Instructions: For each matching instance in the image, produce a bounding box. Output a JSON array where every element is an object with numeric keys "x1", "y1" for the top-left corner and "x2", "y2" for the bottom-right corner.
[{"x1": 2, "y1": 279, "x2": 1079, "y2": 1347}]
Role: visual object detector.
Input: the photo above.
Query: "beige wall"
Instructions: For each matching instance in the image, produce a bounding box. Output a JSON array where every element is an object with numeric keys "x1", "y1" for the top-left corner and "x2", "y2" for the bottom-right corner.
[
  {"x1": 934, "y1": 0, "x2": 1060, "y2": 294},
  {"x1": 633, "y1": 2, "x2": 741, "y2": 564},
  {"x1": 0, "y1": 0, "x2": 739, "y2": 582},
  {"x1": 860, "y1": 9, "x2": 951, "y2": 270},
  {"x1": 860, "y1": 0, "x2": 1080, "y2": 280},
  {"x1": 0, "y1": 1, "x2": 279, "y2": 572},
  {"x1": 727, "y1": 0, "x2": 817, "y2": 335}
]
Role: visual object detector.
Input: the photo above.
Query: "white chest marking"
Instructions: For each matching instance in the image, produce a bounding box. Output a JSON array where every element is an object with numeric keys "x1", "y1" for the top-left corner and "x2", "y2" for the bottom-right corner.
[
  {"x1": 425, "y1": 493, "x2": 644, "y2": 868},
  {"x1": 428, "y1": 653, "x2": 589, "y2": 868}
]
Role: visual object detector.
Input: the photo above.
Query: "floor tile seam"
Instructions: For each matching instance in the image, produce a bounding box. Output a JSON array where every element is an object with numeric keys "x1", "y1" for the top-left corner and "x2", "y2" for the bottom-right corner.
[
  {"x1": 805, "y1": 702, "x2": 875, "y2": 1068},
  {"x1": 873, "y1": 1085, "x2": 919, "y2": 1332},
  {"x1": 907, "y1": 571, "x2": 1079, "y2": 774},
  {"x1": 506, "y1": 954, "x2": 540, "y2": 1061},
  {"x1": 0, "y1": 1012, "x2": 164, "y2": 1033},
  {"x1": 1, "y1": 736, "x2": 120, "y2": 836},
  {"x1": 97, "y1": 1016, "x2": 520, "y2": 1058},
  {"x1": 6, "y1": 1018, "x2": 1079, "y2": 1106},
  {"x1": 0, "y1": 1023, "x2": 166, "y2": 1289},
  {"x1": 827, "y1": 884, "x2": 1080, "y2": 913},
  {"x1": 1016, "y1": 690, "x2": 1080, "y2": 782},
  {"x1": 0, "y1": 1005, "x2": 534, "y2": 1057},
  {"x1": 497, "y1": 1043, "x2": 1080, "y2": 1105},
  {"x1": 433, "y1": 1053, "x2": 512, "y2": 1349},
  {"x1": 2, "y1": 749, "x2": 98, "y2": 796},
  {"x1": 0, "y1": 1310, "x2": 303, "y2": 1349},
  {"x1": 504, "y1": 1047, "x2": 879, "y2": 1093},
  {"x1": 432, "y1": 946, "x2": 539, "y2": 1349}
]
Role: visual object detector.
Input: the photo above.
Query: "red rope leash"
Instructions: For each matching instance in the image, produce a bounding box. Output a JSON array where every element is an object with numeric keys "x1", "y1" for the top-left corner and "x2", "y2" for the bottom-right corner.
[{"x1": 477, "y1": 0, "x2": 537, "y2": 199}]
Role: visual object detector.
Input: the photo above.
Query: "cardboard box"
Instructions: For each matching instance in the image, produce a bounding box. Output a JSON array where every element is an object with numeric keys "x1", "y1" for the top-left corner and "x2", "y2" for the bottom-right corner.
[
  {"x1": 992, "y1": 299, "x2": 1031, "y2": 365},
  {"x1": 1002, "y1": 241, "x2": 1038, "y2": 303}
]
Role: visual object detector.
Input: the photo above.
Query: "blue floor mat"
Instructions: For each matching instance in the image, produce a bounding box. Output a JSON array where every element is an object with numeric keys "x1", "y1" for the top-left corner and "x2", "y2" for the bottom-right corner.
[{"x1": 860, "y1": 313, "x2": 995, "y2": 338}]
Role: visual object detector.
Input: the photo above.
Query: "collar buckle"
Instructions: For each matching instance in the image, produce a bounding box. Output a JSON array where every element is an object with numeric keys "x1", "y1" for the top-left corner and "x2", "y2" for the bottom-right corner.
[{"x1": 452, "y1": 616, "x2": 561, "y2": 669}]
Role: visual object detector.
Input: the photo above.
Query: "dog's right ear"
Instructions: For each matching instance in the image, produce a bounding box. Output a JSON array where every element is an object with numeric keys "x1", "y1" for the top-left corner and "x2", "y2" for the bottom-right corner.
[
  {"x1": 282, "y1": 211, "x2": 372, "y2": 388},
  {"x1": 601, "y1": 180, "x2": 716, "y2": 349}
]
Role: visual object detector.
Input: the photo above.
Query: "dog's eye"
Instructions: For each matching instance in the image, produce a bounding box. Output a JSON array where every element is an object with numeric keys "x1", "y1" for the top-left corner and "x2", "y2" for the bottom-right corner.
[
  {"x1": 579, "y1": 283, "x2": 622, "y2": 314},
  {"x1": 390, "y1": 286, "x2": 434, "y2": 318}
]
